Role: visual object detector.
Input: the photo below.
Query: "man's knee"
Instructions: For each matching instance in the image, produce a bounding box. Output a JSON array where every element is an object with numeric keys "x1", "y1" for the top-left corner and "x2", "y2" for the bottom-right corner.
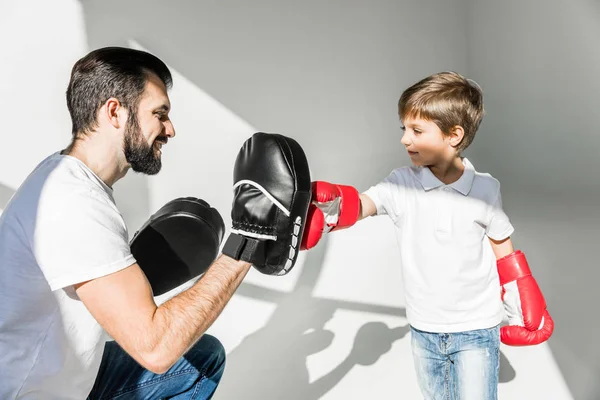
[{"x1": 187, "y1": 334, "x2": 226, "y2": 378}]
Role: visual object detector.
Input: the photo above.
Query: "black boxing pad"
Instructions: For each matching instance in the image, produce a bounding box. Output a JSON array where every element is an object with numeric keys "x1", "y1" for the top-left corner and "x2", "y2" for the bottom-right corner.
[
  {"x1": 130, "y1": 197, "x2": 225, "y2": 296},
  {"x1": 222, "y1": 132, "x2": 311, "y2": 275}
]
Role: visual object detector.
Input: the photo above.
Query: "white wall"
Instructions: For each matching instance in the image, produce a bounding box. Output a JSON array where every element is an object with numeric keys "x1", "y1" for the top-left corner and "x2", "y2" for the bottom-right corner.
[
  {"x1": 0, "y1": 0, "x2": 88, "y2": 206},
  {"x1": 1, "y1": 0, "x2": 585, "y2": 398},
  {"x1": 466, "y1": 1, "x2": 600, "y2": 399}
]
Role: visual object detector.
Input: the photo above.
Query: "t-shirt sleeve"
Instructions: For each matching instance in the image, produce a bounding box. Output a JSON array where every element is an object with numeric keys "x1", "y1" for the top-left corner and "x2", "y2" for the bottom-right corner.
[
  {"x1": 363, "y1": 169, "x2": 405, "y2": 222},
  {"x1": 486, "y1": 184, "x2": 515, "y2": 241},
  {"x1": 34, "y1": 190, "x2": 136, "y2": 291}
]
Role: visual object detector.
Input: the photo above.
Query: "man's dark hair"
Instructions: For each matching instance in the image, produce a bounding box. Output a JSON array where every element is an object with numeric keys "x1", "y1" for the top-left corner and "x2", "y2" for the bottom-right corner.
[{"x1": 66, "y1": 47, "x2": 173, "y2": 136}]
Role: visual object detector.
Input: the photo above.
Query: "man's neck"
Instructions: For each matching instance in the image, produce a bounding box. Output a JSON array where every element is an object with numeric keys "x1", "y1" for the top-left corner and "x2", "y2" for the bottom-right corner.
[{"x1": 63, "y1": 135, "x2": 128, "y2": 188}]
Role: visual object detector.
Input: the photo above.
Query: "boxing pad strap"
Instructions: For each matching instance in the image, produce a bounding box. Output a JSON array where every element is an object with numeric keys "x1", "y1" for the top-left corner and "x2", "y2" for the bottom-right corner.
[{"x1": 222, "y1": 233, "x2": 266, "y2": 265}]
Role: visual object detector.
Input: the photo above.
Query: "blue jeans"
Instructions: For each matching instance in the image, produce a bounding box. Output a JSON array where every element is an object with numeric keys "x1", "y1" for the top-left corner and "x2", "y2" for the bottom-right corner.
[
  {"x1": 88, "y1": 334, "x2": 226, "y2": 400},
  {"x1": 410, "y1": 325, "x2": 500, "y2": 400}
]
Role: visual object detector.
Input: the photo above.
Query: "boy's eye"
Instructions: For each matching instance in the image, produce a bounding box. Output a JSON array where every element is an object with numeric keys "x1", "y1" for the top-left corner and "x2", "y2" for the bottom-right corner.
[
  {"x1": 414, "y1": 129, "x2": 422, "y2": 134},
  {"x1": 400, "y1": 126, "x2": 406, "y2": 131}
]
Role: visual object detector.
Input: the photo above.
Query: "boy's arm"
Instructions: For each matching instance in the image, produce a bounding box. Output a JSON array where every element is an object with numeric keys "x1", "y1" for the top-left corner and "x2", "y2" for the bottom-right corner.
[
  {"x1": 488, "y1": 236, "x2": 514, "y2": 259},
  {"x1": 487, "y1": 236, "x2": 554, "y2": 346},
  {"x1": 358, "y1": 193, "x2": 377, "y2": 221},
  {"x1": 301, "y1": 181, "x2": 375, "y2": 250}
]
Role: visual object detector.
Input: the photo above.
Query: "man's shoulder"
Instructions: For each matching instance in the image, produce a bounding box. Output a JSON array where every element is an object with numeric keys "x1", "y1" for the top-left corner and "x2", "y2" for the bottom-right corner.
[
  {"x1": 37, "y1": 153, "x2": 110, "y2": 195},
  {"x1": 13, "y1": 153, "x2": 114, "y2": 218}
]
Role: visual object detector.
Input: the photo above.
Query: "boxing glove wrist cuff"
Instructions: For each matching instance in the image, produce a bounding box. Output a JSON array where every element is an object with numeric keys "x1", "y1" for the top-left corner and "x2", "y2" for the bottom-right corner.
[
  {"x1": 331, "y1": 184, "x2": 360, "y2": 230},
  {"x1": 222, "y1": 233, "x2": 266, "y2": 265},
  {"x1": 497, "y1": 250, "x2": 532, "y2": 285}
]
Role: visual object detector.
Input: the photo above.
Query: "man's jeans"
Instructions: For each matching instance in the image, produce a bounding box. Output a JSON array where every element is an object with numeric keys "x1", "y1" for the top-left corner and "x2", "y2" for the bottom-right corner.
[
  {"x1": 411, "y1": 325, "x2": 500, "y2": 400},
  {"x1": 88, "y1": 334, "x2": 226, "y2": 400}
]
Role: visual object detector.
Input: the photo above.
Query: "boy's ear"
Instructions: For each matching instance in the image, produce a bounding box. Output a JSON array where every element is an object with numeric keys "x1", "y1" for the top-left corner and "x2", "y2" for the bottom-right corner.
[{"x1": 448, "y1": 125, "x2": 465, "y2": 148}]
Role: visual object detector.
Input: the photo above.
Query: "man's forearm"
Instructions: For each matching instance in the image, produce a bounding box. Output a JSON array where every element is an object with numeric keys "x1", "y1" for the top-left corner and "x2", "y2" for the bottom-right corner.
[{"x1": 145, "y1": 254, "x2": 250, "y2": 371}]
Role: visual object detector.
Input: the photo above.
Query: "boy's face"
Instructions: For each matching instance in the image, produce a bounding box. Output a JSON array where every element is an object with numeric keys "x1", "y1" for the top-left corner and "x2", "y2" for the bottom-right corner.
[{"x1": 400, "y1": 116, "x2": 454, "y2": 166}]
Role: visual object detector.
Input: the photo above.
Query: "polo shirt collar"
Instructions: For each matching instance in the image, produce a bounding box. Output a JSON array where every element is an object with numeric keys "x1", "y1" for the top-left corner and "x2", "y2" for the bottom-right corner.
[{"x1": 418, "y1": 158, "x2": 475, "y2": 195}]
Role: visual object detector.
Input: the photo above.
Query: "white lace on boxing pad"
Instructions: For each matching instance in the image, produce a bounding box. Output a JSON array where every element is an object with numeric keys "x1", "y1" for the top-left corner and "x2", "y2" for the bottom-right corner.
[{"x1": 230, "y1": 228, "x2": 277, "y2": 241}]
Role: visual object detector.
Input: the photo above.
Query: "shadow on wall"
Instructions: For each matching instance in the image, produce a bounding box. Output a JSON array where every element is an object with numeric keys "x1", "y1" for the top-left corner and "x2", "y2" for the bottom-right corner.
[{"x1": 216, "y1": 238, "x2": 408, "y2": 399}]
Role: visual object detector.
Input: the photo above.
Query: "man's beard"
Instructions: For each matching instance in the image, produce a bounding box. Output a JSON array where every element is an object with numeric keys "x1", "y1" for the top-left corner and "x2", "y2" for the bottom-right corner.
[{"x1": 123, "y1": 114, "x2": 162, "y2": 175}]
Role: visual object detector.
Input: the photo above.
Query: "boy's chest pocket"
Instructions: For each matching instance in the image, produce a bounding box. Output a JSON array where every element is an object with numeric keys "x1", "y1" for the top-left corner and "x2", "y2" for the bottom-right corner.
[
  {"x1": 435, "y1": 206, "x2": 453, "y2": 234},
  {"x1": 435, "y1": 196, "x2": 488, "y2": 241}
]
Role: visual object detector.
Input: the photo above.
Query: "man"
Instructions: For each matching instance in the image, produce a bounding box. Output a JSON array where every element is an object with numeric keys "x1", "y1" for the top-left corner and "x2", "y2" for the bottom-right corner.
[{"x1": 0, "y1": 47, "x2": 253, "y2": 399}]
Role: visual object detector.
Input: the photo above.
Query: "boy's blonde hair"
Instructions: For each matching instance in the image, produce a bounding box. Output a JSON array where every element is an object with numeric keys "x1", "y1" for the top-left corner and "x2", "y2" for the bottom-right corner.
[{"x1": 398, "y1": 71, "x2": 484, "y2": 153}]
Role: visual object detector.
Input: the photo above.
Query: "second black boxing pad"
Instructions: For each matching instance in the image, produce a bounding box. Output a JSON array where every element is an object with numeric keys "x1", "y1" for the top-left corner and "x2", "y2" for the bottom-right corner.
[
  {"x1": 130, "y1": 197, "x2": 225, "y2": 296},
  {"x1": 222, "y1": 132, "x2": 311, "y2": 275}
]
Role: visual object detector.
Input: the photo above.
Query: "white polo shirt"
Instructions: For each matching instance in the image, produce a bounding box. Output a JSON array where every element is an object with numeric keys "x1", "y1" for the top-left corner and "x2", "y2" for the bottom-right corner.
[{"x1": 364, "y1": 158, "x2": 514, "y2": 333}]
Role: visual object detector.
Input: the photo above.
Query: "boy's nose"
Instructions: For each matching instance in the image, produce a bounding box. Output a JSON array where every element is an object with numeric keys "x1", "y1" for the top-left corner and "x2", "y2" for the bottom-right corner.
[{"x1": 400, "y1": 132, "x2": 411, "y2": 146}]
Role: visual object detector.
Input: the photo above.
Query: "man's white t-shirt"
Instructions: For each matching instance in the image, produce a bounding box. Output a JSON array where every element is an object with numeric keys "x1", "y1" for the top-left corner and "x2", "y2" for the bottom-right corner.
[
  {"x1": 364, "y1": 158, "x2": 514, "y2": 333},
  {"x1": 0, "y1": 152, "x2": 136, "y2": 399}
]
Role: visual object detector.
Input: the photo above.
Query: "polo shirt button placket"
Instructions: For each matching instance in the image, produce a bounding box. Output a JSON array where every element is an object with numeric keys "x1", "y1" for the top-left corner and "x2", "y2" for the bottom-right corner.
[{"x1": 437, "y1": 186, "x2": 453, "y2": 233}]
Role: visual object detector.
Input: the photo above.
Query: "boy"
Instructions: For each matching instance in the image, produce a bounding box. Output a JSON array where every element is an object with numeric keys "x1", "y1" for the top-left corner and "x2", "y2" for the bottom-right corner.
[{"x1": 300, "y1": 71, "x2": 554, "y2": 399}]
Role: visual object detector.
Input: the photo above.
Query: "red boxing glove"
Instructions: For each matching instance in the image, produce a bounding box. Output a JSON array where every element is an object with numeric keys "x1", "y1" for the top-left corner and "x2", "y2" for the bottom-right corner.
[
  {"x1": 300, "y1": 181, "x2": 360, "y2": 250},
  {"x1": 497, "y1": 250, "x2": 554, "y2": 346}
]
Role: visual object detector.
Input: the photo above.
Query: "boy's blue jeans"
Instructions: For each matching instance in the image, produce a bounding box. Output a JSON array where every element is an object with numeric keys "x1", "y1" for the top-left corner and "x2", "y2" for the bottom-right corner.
[
  {"x1": 87, "y1": 334, "x2": 226, "y2": 400},
  {"x1": 410, "y1": 325, "x2": 500, "y2": 400}
]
